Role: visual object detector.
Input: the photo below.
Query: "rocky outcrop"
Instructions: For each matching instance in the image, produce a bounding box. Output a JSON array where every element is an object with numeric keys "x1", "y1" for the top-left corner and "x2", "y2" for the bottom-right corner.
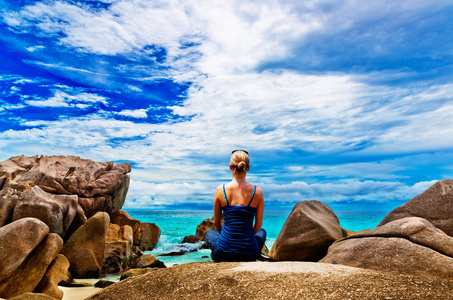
[
  {"x1": 60, "y1": 212, "x2": 110, "y2": 278},
  {"x1": 9, "y1": 293, "x2": 58, "y2": 300},
  {"x1": 269, "y1": 200, "x2": 347, "y2": 261},
  {"x1": 0, "y1": 234, "x2": 63, "y2": 298},
  {"x1": 181, "y1": 217, "x2": 217, "y2": 250},
  {"x1": 0, "y1": 218, "x2": 67, "y2": 299},
  {"x1": 378, "y1": 179, "x2": 453, "y2": 236},
  {"x1": 195, "y1": 218, "x2": 217, "y2": 241},
  {"x1": 139, "y1": 222, "x2": 161, "y2": 251},
  {"x1": 322, "y1": 217, "x2": 453, "y2": 279},
  {"x1": 119, "y1": 268, "x2": 155, "y2": 280},
  {"x1": 110, "y1": 210, "x2": 141, "y2": 246},
  {"x1": 133, "y1": 254, "x2": 166, "y2": 269},
  {"x1": 34, "y1": 254, "x2": 70, "y2": 300},
  {"x1": 102, "y1": 223, "x2": 141, "y2": 274},
  {"x1": 0, "y1": 155, "x2": 160, "y2": 298},
  {"x1": 86, "y1": 261, "x2": 453, "y2": 300},
  {"x1": 0, "y1": 155, "x2": 131, "y2": 218},
  {"x1": 0, "y1": 218, "x2": 49, "y2": 282},
  {"x1": 12, "y1": 186, "x2": 80, "y2": 237}
]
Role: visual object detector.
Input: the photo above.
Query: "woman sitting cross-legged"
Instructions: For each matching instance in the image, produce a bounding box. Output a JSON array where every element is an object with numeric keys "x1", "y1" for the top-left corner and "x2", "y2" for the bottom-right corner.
[{"x1": 206, "y1": 150, "x2": 266, "y2": 262}]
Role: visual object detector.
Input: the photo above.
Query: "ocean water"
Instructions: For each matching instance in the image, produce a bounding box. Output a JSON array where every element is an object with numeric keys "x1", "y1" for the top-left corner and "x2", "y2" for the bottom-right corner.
[{"x1": 126, "y1": 209, "x2": 390, "y2": 266}]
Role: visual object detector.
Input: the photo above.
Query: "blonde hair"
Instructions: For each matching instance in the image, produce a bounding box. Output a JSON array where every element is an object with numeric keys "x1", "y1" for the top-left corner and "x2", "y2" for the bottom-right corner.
[{"x1": 230, "y1": 150, "x2": 249, "y2": 173}]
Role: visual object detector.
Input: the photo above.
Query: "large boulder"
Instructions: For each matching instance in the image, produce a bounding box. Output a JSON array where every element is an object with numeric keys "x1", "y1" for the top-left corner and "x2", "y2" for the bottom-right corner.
[
  {"x1": 0, "y1": 233, "x2": 63, "y2": 299},
  {"x1": 34, "y1": 254, "x2": 70, "y2": 300},
  {"x1": 139, "y1": 222, "x2": 161, "y2": 251},
  {"x1": 378, "y1": 179, "x2": 453, "y2": 236},
  {"x1": 60, "y1": 212, "x2": 110, "y2": 278},
  {"x1": 86, "y1": 261, "x2": 453, "y2": 300},
  {"x1": 0, "y1": 218, "x2": 49, "y2": 282},
  {"x1": 195, "y1": 218, "x2": 217, "y2": 241},
  {"x1": 0, "y1": 188, "x2": 19, "y2": 227},
  {"x1": 269, "y1": 200, "x2": 347, "y2": 261},
  {"x1": 102, "y1": 223, "x2": 139, "y2": 274},
  {"x1": 133, "y1": 254, "x2": 166, "y2": 269},
  {"x1": 11, "y1": 186, "x2": 80, "y2": 237},
  {"x1": 322, "y1": 217, "x2": 453, "y2": 279},
  {"x1": 0, "y1": 155, "x2": 131, "y2": 217},
  {"x1": 110, "y1": 210, "x2": 141, "y2": 246}
]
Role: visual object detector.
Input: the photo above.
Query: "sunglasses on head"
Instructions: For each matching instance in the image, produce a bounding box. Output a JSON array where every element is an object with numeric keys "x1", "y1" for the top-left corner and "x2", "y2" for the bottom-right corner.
[{"x1": 232, "y1": 150, "x2": 248, "y2": 154}]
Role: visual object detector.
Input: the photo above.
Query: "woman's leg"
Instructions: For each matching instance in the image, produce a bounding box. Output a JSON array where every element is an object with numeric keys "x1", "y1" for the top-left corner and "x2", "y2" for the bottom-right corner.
[
  {"x1": 255, "y1": 228, "x2": 267, "y2": 250},
  {"x1": 205, "y1": 229, "x2": 220, "y2": 250}
]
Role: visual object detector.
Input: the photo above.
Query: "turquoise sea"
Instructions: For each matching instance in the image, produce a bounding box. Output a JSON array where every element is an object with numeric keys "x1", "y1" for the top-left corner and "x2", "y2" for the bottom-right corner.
[{"x1": 126, "y1": 209, "x2": 390, "y2": 266}]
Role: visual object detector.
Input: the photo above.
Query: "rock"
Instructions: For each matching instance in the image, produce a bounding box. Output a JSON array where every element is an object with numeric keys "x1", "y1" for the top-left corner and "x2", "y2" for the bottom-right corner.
[
  {"x1": 378, "y1": 179, "x2": 453, "y2": 236},
  {"x1": 86, "y1": 261, "x2": 453, "y2": 300},
  {"x1": 0, "y1": 218, "x2": 49, "y2": 282},
  {"x1": 0, "y1": 187, "x2": 19, "y2": 227},
  {"x1": 0, "y1": 233, "x2": 63, "y2": 299},
  {"x1": 94, "y1": 280, "x2": 116, "y2": 288},
  {"x1": 268, "y1": 200, "x2": 347, "y2": 261},
  {"x1": 34, "y1": 254, "x2": 70, "y2": 300},
  {"x1": 9, "y1": 292, "x2": 58, "y2": 300},
  {"x1": 322, "y1": 217, "x2": 453, "y2": 279},
  {"x1": 181, "y1": 235, "x2": 199, "y2": 243},
  {"x1": 121, "y1": 225, "x2": 134, "y2": 246},
  {"x1": 11, "y1": 186, "x2": 80, "y2": 237},
  {"x1": 119, "y1": 268, "x2": 153, "y2": 281},
  {"x1": 60, "y1": 212, "x2": 110, "y2": 278},
  {"x1": 110, "y1": 210, "x2": 141, "y2": 246},
  {"x1": 102, "y1": 223, "x2": 140, "y2": 274},
  {"x1": 181, "y1": 217, "x2": 219, "y2": 247},
  {"x1": 58, "y1": 280, "x2": 93, "y2": 287},
  {"x1": 195, "y1": 218, "x2": 216, "y2": 241},
  {"x1": 0, "y1": 155, "x2": 131, "y2": 218},
  {"x1": 139, "y1": 222, "x2": 160, "y2": 251},
  {"x1": 102, "y1": 240, "x2": 133, "y2": 274},
  {"x1": 134, "y1": 254, "x2": 166, "y2": 269}
]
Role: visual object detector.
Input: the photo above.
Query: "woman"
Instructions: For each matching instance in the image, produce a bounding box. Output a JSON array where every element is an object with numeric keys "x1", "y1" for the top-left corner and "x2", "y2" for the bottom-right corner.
[{"x1": 206, "y1": 150, "x2": 266, "y2": 262}]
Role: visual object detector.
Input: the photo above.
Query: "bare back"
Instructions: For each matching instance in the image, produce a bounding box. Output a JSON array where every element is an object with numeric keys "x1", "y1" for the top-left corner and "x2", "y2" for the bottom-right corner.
[{"x1": 222, "y1": 181, "x2": 258, "y2": 207}]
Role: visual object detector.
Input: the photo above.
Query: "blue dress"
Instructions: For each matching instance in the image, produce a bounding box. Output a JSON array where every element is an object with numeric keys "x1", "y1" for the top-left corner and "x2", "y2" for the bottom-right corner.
[{"x1": 206, "y1": 184, "x2": 266, "y2": 262}]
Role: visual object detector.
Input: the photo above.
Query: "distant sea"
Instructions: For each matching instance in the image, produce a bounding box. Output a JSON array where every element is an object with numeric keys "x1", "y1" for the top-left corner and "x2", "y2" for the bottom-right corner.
[{"x1": 126, "y1": 209, "x2": 390, "y2": 266}]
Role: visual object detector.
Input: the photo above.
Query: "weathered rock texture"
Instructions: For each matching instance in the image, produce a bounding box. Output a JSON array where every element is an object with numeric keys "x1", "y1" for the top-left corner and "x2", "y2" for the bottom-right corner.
[
  {"x1": 110, "y1": 210, "x2": 141, "y2": 246},
  {"x1": 0, "y1": 218, "x2": 68, "y2": 299},
  {"x1": 0, "y1": 155, "x2": 160, "y2": 298},
  {"x1": 60, "y1": 212, "x2": 110, "y2": 278},
  {"x1": 0, "y1": 218, "x2": 49, "y2": 282},
  {"x1": 86, "y1": 261, "x2": 453, "y2": 300},
  {"x1": 322, "y1": 217, "x2": 453, "y2": 279},
  {"x1": 0, "y1": 155, "x2": 131, "y2": 218},
  {"x1": 12, "y1": 186, "x2": 80, "y2": 237},
  {"x1": 0, "y1": 233, "x2": 63, "y2": 298},
  {"x1": 269, "y1": 200, "x2": 347, "y2": 261},
  {"x1": 102, "y1": 223, "x2": 142, "y2": 274},
  {"x1": 195, "y1": 218, "x2": 217, "y2": 241},
  {"x1": 133, "y1": 254, "x2": 166, "y2": 269},
  {"x1": 34, "y1": 254, "x2": 70, "y2": 300},
  {"x1": 139, "y1": 222, "x2": 161, "y2": 251},
  {"x1": 378, "y1": 179, "x2": 453, "y2": 236}
]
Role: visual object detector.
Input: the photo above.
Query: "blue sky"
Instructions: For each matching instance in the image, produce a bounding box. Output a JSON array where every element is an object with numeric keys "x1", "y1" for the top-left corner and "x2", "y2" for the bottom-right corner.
[{"x1": 1, "y1": 0, "x2": 452, "y2": 211}]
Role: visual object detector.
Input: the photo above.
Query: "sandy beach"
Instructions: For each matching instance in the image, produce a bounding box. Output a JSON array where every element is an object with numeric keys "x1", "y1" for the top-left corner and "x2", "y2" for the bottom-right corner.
[{"x1": 61, "y1": 287, "x2": 102, "y2": 300}]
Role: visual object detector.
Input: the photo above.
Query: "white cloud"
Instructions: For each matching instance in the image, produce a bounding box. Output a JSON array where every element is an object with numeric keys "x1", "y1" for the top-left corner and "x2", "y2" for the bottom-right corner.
[
  {"x1": 25, "y1": 90, "x2": 108, "y2": 108},
  {"x1": 117, "y1": 108, "x2": 148, "y2": 119}
]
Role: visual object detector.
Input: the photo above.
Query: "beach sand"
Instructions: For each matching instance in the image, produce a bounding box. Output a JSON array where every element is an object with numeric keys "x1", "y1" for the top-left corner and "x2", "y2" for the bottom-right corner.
[{"x1": 61, "y1": 287, "x2": 102, "y2": 300}]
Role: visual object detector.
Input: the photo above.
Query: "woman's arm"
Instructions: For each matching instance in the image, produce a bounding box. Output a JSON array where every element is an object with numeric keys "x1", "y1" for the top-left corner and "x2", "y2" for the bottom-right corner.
[
  {"x1": 253, "y1": 187, "x2": 264, "y2": 234},
  {"x1": 213, "y1": 186, "x2": 223, "y2": 233}
]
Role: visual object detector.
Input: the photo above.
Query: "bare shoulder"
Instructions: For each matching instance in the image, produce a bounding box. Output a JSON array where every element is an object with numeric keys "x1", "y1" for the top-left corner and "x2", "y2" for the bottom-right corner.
[{"x1": 254, "y1": 185, "x2": 263, "y2": 196}]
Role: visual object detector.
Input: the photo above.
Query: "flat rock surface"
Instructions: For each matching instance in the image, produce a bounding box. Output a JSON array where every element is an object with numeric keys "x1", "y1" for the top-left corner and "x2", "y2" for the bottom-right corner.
[{"x1": 86, "y1": 261, "x2": 453, "y2": 299}]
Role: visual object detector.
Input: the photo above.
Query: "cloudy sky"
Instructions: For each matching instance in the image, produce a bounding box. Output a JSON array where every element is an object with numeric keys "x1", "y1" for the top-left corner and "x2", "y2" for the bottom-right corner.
[{"x1": 1, "y1": 0, "x2": 452, "y2": 211}]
